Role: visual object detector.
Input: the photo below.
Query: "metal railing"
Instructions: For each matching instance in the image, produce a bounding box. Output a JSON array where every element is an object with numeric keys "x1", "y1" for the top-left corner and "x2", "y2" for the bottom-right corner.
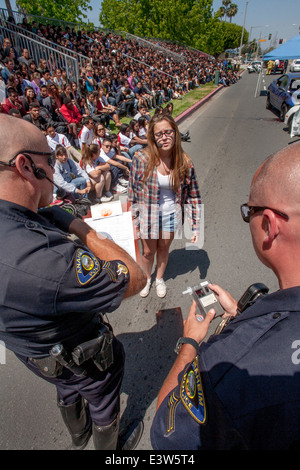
[
  {"x1": 145, "y1": 36, "x2": 214, "y2": 60},
  {"x1": 0, "y1": 22, "x2": 82, "y2": 83},
  {"x1": 0, "y1": 7, "x2": 87, "y2": 31},
  {"x1": 0, "y1": 7, "x2": 213, "y2": 85},
  {"x1": 0, "y1": 16, "x2": 91, "y2": 82},
  {"x1": 122, "y1": 53, "x2": 178, "y2": 81},
  {"x1": 123, "y1": 32, "x2": 186, "y2": 64}
]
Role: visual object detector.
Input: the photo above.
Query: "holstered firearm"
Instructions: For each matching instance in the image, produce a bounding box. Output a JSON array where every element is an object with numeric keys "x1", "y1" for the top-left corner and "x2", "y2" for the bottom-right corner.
[
  {"x1": 71, "y1": 324, "x2": 114, "y2": 372},
  {"x1": 33, "y1": 323, "x2": 114, "y2": 378}
]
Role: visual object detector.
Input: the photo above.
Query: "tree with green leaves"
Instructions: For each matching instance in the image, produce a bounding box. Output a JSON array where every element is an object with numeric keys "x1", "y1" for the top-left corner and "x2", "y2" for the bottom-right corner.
[
  {"x1": 16, "y1": 0, "x2": 92, "y2": 23},
  {"x1": 99, "y1": 0, "x2": 245, "y2": 57},
  {"x1": 222, "y1": 22, "x2": 247, "y2": 50},
  {"x1": 100, "y1": 0, "x2": 215, "y2": 45}
]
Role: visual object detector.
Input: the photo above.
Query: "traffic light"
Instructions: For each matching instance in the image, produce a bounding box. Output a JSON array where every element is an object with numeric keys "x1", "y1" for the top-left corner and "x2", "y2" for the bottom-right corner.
[
  {"x1": 268, "y1": 34, "x2": 272, "y2": 40},
  {"x1": 279, "y1": 39, "x2": 283, "y2": 44}
]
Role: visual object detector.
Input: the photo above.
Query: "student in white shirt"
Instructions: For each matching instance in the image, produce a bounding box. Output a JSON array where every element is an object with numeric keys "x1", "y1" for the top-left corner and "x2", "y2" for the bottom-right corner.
[
  {"x1": 128, "y1": 119, "x2": 148, "y2": 146},
  {"x1": 118, "y1": 123, "x2": 144, "y2": 159},
  {"x1": 109, "y1": 133, "x2": 132, "y2": 167},
  {"x1": 78, "y1": 117, "x2": 94, "y2": 153},
  {"x1": 99, "y1": 137, "x2": 129, "y2": 193},
  {"x1": 137, "y1": 116, "x2": 148, "y2": 140},
  {"x1": 92, "y1": 122, "x2": 107, "y2": 149},
  {"x1": 46, "y1": 125, "x2": 82, "y2": 162},
  {"x1": 81, "y1": 143, "x2": 113, "y2": 203}
]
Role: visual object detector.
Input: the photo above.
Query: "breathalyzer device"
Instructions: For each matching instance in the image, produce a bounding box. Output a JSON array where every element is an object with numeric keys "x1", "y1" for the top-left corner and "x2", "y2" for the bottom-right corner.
[{"x1": 183, "y1": 280, "x2": 224, "y2": 318}]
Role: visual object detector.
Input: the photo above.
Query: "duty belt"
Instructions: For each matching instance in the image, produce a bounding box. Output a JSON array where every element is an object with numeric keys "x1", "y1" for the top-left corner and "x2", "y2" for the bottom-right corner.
[{"x1": 30, "y1": 320, "x2": 114, "y2": 378}]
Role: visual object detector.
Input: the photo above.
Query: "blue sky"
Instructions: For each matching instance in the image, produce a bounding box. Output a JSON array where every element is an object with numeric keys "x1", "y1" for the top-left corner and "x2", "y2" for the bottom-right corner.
[
  {"x1": 1, "y1": 0, "x2": 300, "y2": 49},
  {"x1": 212, "y1": 0, "x2": 300, "y2": 46}
]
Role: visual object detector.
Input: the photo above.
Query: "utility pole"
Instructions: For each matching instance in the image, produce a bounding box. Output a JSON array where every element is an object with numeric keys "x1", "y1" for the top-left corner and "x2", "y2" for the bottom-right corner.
[
  {"x1": 4, "y1": 0, "x2": 14, "y2": 18},
  {"x1": 239, "y1": 1, "x2": 249, "y2": 59}
]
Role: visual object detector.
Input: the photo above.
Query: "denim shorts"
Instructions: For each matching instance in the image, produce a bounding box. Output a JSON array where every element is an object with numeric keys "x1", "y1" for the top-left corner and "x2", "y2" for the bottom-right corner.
[{"x1": 159, "y1": 211, "x2": 176, "y2": 233}]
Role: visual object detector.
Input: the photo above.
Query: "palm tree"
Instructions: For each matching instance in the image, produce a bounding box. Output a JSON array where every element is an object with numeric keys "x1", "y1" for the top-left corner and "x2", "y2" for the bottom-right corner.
[
  {"x1": 227, "y1": 3, "x2": 238, "y2": 23},
  {"x1": 219, "y1": 6, "x2": 226, "y2": 21},
  {"x1": 218, "y1": 1, "x2": 238, "y2": 23}
]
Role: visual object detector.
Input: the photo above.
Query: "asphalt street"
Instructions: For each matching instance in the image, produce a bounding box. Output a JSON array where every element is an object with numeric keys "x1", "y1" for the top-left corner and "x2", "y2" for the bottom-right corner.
[{"x1": 0, "y1": 69, "x2": 298, "y2": 451}]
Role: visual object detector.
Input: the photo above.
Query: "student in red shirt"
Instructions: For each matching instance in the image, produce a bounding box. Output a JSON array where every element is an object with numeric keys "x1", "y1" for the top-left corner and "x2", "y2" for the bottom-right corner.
[
  {"x1": 60, "y1": 98, "x2": 82, "y2": 147},
  {"x1": 2, "y1": 87, "x2": 26, "y2": 116}
]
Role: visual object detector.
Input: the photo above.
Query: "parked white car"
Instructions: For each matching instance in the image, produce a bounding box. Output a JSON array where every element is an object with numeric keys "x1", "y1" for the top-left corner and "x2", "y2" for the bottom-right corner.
[
  {"x1": 290, "y1": 59, "x2": 300, "y2": 73},
  {"x1": 284, "y1": 103, "x2": 300, "y2": 137},
  {"x1": 284, "y1": 87, "x2": 300, "y2": 133},
  {"x1": 247, "y1": 61, "x2": 262, "y2": 73}
]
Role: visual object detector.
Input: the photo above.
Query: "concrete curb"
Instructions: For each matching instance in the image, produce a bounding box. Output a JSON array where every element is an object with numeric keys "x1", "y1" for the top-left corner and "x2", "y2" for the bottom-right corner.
[{"x1": 174, "y1": 85, "x2": 224, "y2": 124}]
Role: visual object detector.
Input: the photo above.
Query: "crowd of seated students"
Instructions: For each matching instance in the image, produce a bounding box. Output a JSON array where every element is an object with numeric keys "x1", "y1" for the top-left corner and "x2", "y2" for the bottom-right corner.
[
  {"x1": 0, "y1": 19, "x2": 240, "y2": 204},
  {"x1": 2, "y1": 18, "x2": 241, "y2": 103}
]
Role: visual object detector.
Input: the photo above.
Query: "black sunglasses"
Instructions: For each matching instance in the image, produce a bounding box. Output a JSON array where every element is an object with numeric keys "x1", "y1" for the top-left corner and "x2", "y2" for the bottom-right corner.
[
  {"x1": 0, "y1": 150, "x2": 56, "y2": 170},
  {"x1": 240, "y1": 203, "x2": 289, "y2": 223}
]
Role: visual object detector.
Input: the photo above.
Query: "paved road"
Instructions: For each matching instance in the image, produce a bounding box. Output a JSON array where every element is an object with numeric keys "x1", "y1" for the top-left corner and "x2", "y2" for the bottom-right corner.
[{"x1": 0, "y1": 69, "x2": 297, "y2": 450}]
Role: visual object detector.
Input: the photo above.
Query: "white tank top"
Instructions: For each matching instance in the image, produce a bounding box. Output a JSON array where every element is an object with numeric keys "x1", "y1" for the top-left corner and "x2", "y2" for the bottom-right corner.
[{"x1": 157, "y1": 170, "x2": 176, "y2": 215}]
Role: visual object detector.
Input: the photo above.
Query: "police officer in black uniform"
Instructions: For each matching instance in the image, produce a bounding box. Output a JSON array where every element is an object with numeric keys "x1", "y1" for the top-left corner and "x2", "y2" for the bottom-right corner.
[
  {"x1": 151, "y1": 143, "x2": 300, "y2": 450},
  {"x1": 0, "y1": 115, "x2": 147, "y2": 450}
]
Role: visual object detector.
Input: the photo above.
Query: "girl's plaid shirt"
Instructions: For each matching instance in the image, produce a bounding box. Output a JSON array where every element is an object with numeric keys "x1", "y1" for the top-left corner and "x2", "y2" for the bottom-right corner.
[{"x1": 128, "y1": 150, "x2": 202, "y2": 239}]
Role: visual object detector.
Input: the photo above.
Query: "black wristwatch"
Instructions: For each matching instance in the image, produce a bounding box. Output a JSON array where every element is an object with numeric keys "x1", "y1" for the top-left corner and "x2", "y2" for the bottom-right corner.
[{"x1": 174, "y1": 337, "x2": 199, "y2": 355}]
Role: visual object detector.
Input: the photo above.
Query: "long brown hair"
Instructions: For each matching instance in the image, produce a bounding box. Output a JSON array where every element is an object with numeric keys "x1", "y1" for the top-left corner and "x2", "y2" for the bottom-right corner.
[
  {"x1": 143, "y1": 114, "x2": 191, "y2": 192},
  {"x1": 81, "y1": 143, "x2": 100, "y2": 170}
]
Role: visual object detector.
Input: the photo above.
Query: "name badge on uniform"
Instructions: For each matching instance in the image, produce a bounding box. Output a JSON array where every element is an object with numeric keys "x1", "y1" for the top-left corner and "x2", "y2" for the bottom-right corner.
[
  {"x1": 75, "y1": 248, "x2": 101, "y2": 286},
  {"x1": 180, "y1": 356, "x2": 206, "y2": 424}
]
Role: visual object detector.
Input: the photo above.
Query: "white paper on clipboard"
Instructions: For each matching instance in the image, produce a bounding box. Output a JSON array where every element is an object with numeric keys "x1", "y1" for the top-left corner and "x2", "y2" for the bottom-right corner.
[
  {"x1": 91, "y1": 200, "x2": 122, "y2": 220},
  {"x1": 85, "y1": 211, "x2": 136, "y2": 261}
]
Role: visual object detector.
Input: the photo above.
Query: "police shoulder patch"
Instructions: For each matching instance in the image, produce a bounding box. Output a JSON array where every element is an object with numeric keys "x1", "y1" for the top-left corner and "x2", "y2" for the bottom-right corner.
[
  {"x1": 180, "y1": 356, "x2": 206, "y2": 424},
  {"x1": 75, "y1": 248, "x2": 101, "y2": 286}
]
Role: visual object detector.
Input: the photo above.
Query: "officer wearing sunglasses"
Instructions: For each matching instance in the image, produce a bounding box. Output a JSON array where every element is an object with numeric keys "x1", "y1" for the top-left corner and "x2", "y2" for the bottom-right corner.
[
  {"x1": 0, "y1": 115, "x2": 146, "y2": 450},
  {"x1": 151, "y1": 142, "x2": 300, "y2": 450}
]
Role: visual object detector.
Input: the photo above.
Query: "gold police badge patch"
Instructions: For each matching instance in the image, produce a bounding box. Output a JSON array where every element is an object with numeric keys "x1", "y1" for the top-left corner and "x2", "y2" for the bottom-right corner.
[
  {"x1": 75, "y1": 248, "x2": 100, "y2": 285},
  {"x1": 180, "y1": 356, "x2": 206, "y2": 424}
]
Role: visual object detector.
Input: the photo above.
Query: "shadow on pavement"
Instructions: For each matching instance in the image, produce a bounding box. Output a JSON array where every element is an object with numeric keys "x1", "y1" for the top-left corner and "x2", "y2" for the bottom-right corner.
[{"x1": 117, "y1": 307, "x2": 183, "y2": 429}]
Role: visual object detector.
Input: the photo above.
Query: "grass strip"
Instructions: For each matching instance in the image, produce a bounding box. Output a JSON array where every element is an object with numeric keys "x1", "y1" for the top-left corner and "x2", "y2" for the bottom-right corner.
[{"x1": 109, "y1": 82, "x2": 219, "y2": 132}]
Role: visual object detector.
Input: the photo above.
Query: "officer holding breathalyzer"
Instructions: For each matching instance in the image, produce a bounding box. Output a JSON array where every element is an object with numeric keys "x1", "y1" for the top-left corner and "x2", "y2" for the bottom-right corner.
[
  {"x1": 0, "y1": 115, "x2": 147, "y2": 450},
  {"x1": 151, "y1": 143, "x2": 300, "y2": 450}
]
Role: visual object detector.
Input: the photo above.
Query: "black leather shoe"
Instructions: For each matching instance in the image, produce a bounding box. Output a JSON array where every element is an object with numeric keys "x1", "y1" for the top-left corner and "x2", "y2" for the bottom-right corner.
[{"x1": 117, "y1": 420, "x2": 144, "y2": 450}]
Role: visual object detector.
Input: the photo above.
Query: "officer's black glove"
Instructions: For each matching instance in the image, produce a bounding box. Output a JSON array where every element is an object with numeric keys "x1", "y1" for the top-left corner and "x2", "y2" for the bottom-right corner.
[{"x1": 38, "y1": 205, "x2": 77, "y2": 233}]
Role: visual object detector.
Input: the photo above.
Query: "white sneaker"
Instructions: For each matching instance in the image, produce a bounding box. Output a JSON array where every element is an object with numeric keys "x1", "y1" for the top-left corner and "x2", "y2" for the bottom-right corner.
[
  {"x1": 105, "y1": 191, "x2": 113, "y2": 198},
  {"x1": 100, "y1": 195, "x2": 113, "y2": 202},
  {"x1": 156, "y1": 278, "x2": 167, "y2": 298},
  {"x1": 113, "y1": 184, "x2": 127, "y2": 194},
  {"x1": 140, "y1": 278, "x2": 151, "y2": 297},
  {"x1": 118, "y1": 177, "x2": 129, "y2": 186}
]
